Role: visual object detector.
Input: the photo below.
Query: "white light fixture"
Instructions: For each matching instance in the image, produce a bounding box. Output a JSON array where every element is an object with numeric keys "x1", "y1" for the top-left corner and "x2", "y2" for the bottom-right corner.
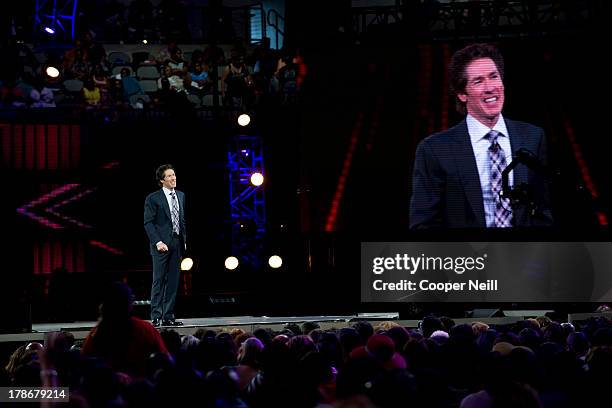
[
  {"x1": 268, "y1": 255, "x2": 283, "y2": 269},
  {"x1": 46, "y1": 66, "x2": 60, "y2": 78},
  {"x1": 180, "y1": 257, "x2": 194, "y2": 271},
  {"x1": 225, "y1": 256, "x2": 239, "y2": 270},
  {"x1": 250, "y1": 172, "x2": 264, "y2": 186},
  {"x1": 237, "y1": 114, "x2": 251, "y2": 127}
]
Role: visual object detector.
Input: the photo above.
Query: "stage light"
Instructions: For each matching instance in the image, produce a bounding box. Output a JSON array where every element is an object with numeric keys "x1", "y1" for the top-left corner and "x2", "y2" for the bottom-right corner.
[
  {"x1": 44, "y1": 26, "x2": 55, "y2": 35},
  {"x1": 181, "y1": 257, "x2": 193, "y2": 271},
  {"x1": 268, "y1": 255, "x2": 283, "y2": 269},
  {"x1": 250, "y1": 172, "x2": 264, "y2": 186},
  {"x1": 237, "y1": 113, "x2": 251, "y2": 127},
  {"x1": 45, "y1": 66, "x2": 60, "y2": 78},
  {"x1": 225, "y1": 256, "x2": 239, "y2": 270},
  {"x1": 142, "y1": 39, "x2": 148, "y2": 44}
]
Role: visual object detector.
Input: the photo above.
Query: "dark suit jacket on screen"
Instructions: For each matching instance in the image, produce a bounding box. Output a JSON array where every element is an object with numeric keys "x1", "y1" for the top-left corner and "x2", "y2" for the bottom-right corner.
[{"x1": 410, "y1": 118, "x2": 553, "y2": 229}]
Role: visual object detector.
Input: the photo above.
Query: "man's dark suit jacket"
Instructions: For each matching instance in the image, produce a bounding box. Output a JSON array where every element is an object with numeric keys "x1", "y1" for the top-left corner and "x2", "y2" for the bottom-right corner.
[
  {"x1": 144, "y1": 189, "x2": 187, "y2": 253},
  {"x1": 410, "y1": 118, "x2": 553, "y2": 229}
]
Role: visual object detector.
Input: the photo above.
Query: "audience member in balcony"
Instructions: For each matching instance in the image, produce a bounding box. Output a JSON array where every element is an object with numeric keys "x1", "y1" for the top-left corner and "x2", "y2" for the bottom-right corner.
[
  {"x1": 62, "y1": 39, "x2": 81, "y2": 68},
  {"x1": 63, "y1": 40, "x2": 90, "y2": 80},
  {"x1": 108, "y1": 78, "x2": 127, "y2": 108},
  {"x1": 275, "y1": 55, "x2": 299, "y2": 104},
  {"x1": 249, "y1": 38, "x2": 277, "y2": 98},
  {"x1": 92, "y1": 63, "x2": 110, "y2": 105},
  {"x1": 30, "y1": 87, "x2": 56, "y2": 108},
  {"x1": 158, "y1": 64, "x2": 185, "y2": 93},
  {"x1": 189, "y1": 48, "x2": 204, "y2": 66},
  {"x1": 155, "y1": 41, "x2": 178, "y2": 66},
  {"x1": 81, "y1": 31, "x2": 106, "y2": 66},
  {"x1": 185, "y1": 61, "x2": 212, "y2": 97},
  {"x1": 221, "y1": 55, "x2": 253, "y2": 108},
  {"x1": 1, "y1": 85, "x2": 27, "y2": 108},
  {"x1": 410, "y1": 43, "x2": 553, "y2": 229},
  {"x1": 120, "y1": 67, "x2": 143, "y2": 101},
  {"x1": 153, "y1": 68, "x2": 193, "y2": 113},
  {"x1": 82, "y1": 77, "x2": 101, "y2": 107},
  {"x1": 202, "y1": 41, "x2": 226, "y2": 66},
  {"x1": 131, "y1": 96, "x2": 148, "y2": 110},
  {"x1": 166, "y1": 47, "x2": 185, "y2": 74}
]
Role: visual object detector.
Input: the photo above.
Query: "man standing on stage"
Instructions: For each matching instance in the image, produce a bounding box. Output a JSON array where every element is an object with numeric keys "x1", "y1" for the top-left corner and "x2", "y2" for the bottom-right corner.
[{"x1": 144, "y1": 164, "x2": 186, "y2": 326}]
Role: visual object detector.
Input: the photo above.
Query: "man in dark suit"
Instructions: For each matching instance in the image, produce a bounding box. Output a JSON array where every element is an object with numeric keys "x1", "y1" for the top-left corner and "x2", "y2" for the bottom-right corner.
[
  {"x1": 410, "y1": 43, "x2": 553, "y2": 229},
  {"x1": 144, "y1": 164, "x2": 186, "y2": 326}
]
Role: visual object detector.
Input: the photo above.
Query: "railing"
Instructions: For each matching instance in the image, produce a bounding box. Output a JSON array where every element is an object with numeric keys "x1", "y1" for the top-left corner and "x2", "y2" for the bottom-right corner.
[
  {"x1": 351, "y1": 0, "x2": 603, "y2": 41},
  {"x1": 352, "y1": 5, "x2": 402, "y2": 36},
  {"x1": 229, "y1": 2, "x2": 266, "y2": 45},
  {"x1": 267, "y1": 9, "x2": 285, "y2": 50},
  {"x1": 28, "y1": 2, "x2": 268, "y2": 46}
]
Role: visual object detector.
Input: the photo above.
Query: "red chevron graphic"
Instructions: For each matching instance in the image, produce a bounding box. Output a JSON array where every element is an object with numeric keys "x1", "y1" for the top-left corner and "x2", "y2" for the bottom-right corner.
[
  {"x1": 17, "y1": 164, "x2": 125, "y2": 255},
  {"x1": 16, "y1": 184, "x2": 87, "y2": 229},
  {"x1": 46, "y1": 187, "x2": 96, "y2": 228}
]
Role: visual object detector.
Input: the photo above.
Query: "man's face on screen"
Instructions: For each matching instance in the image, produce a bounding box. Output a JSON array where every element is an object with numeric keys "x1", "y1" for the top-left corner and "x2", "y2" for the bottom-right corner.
[{"x1": 458, "y1": 58, "x2": 505, "y2": 127}]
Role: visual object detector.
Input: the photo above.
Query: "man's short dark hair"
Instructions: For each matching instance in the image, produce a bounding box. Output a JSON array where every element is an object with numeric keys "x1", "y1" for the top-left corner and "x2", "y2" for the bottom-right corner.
[
  {"x1": 156, "y1": 164, "x2": 174, "y2": 186},
  {"x1": 449, "y1": 43, "x2": 505, "y2": 115}
]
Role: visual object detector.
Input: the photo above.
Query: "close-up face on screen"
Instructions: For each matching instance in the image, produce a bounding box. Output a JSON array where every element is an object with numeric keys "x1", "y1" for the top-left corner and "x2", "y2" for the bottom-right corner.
[
  {"x1": 296, "y1": 20, "x2": 610, "y2": 234},
  {"x1": 1, "y1": 5, "x2": 612, "y2": 407}
]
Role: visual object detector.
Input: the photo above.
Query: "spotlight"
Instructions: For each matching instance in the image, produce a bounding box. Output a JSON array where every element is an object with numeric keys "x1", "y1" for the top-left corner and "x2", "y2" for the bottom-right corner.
[
  {"x1": 180, "y1": 257, "x2": 194, "y2": 271},
  {"x1": 44, "y1": 26, "x2": 55, "y2": 35},
  {"x1": 142, "y1": 39, "x2": 148, "y2": 44},
  {"x1": 237, "y1": 113, "x2": 251, "y2": 127},
  {"x1": 45, "y1": 66, "x2": 60, "y2": 78},
  {"x1": 250, "y1": 172, "x2": 264, "y2": 186},
  {"x1": 268, "y1": 255, "x2": 283, "y2": 269},
  {"x1": 225, "y1": 256, "x2": 239, "y2": 270}
]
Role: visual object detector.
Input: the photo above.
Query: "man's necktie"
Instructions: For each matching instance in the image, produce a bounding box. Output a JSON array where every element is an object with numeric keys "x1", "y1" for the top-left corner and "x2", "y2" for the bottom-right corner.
[
  {"x1": 487, "y1": 130, "x2": 513, "y2": 228},
  {"x1": 170, "y1": 192, "x2": 180, "y2": 235}
]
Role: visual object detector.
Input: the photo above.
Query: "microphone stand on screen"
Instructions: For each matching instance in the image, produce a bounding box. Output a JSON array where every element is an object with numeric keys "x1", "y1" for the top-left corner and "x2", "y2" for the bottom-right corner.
[{"x1": 501, "y1": 148, "x2": 548, "y2": 225}]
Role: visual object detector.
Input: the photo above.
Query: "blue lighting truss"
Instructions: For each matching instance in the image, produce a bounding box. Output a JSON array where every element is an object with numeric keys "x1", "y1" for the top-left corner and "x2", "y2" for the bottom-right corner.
[
  {"x1": 34, "y1": 0, "x2": 78, "y2": 41},
  {"x1": 227, "y1": 135, "x2": 266, "y2": 268}
]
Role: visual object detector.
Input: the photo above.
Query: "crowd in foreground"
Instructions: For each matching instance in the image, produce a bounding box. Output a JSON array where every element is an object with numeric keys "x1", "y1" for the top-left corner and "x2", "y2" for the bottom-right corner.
[{"x1": 2, "y1": 282, "x2": 612, "y2": 408}]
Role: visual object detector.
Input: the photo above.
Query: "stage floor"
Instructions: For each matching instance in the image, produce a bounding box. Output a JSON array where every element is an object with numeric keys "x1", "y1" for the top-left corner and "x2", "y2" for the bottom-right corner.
[
  {"x1": 1, "y1": 313, "x2": 400, "y2": 342},
  {"x1": 5, "y1": 309, "x2": 609, "y2": 345},
  {"x1": 0, "y1": 311, "x2": 547, "y2": 343}
]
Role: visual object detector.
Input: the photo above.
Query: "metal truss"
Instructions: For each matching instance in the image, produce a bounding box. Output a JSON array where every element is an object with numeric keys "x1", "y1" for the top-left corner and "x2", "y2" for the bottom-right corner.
[
  {"x1": 227, "y1": 135, "x2": 266, "y2": 268},
  {"x1": 34, "y1": 0, "x2": 78, "y2": 41}
]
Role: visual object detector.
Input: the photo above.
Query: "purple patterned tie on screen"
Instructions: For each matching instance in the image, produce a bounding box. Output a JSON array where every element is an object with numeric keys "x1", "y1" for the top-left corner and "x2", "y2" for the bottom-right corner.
[{"x1": 487, "y1": 130, "x2": 513, "y2": 228}]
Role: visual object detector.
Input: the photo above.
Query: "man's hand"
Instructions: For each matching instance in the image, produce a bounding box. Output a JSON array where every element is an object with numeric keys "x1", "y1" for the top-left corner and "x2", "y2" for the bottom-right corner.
[{"x1": 157, "y1": 242, "x2": 169, "y2": 252}]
